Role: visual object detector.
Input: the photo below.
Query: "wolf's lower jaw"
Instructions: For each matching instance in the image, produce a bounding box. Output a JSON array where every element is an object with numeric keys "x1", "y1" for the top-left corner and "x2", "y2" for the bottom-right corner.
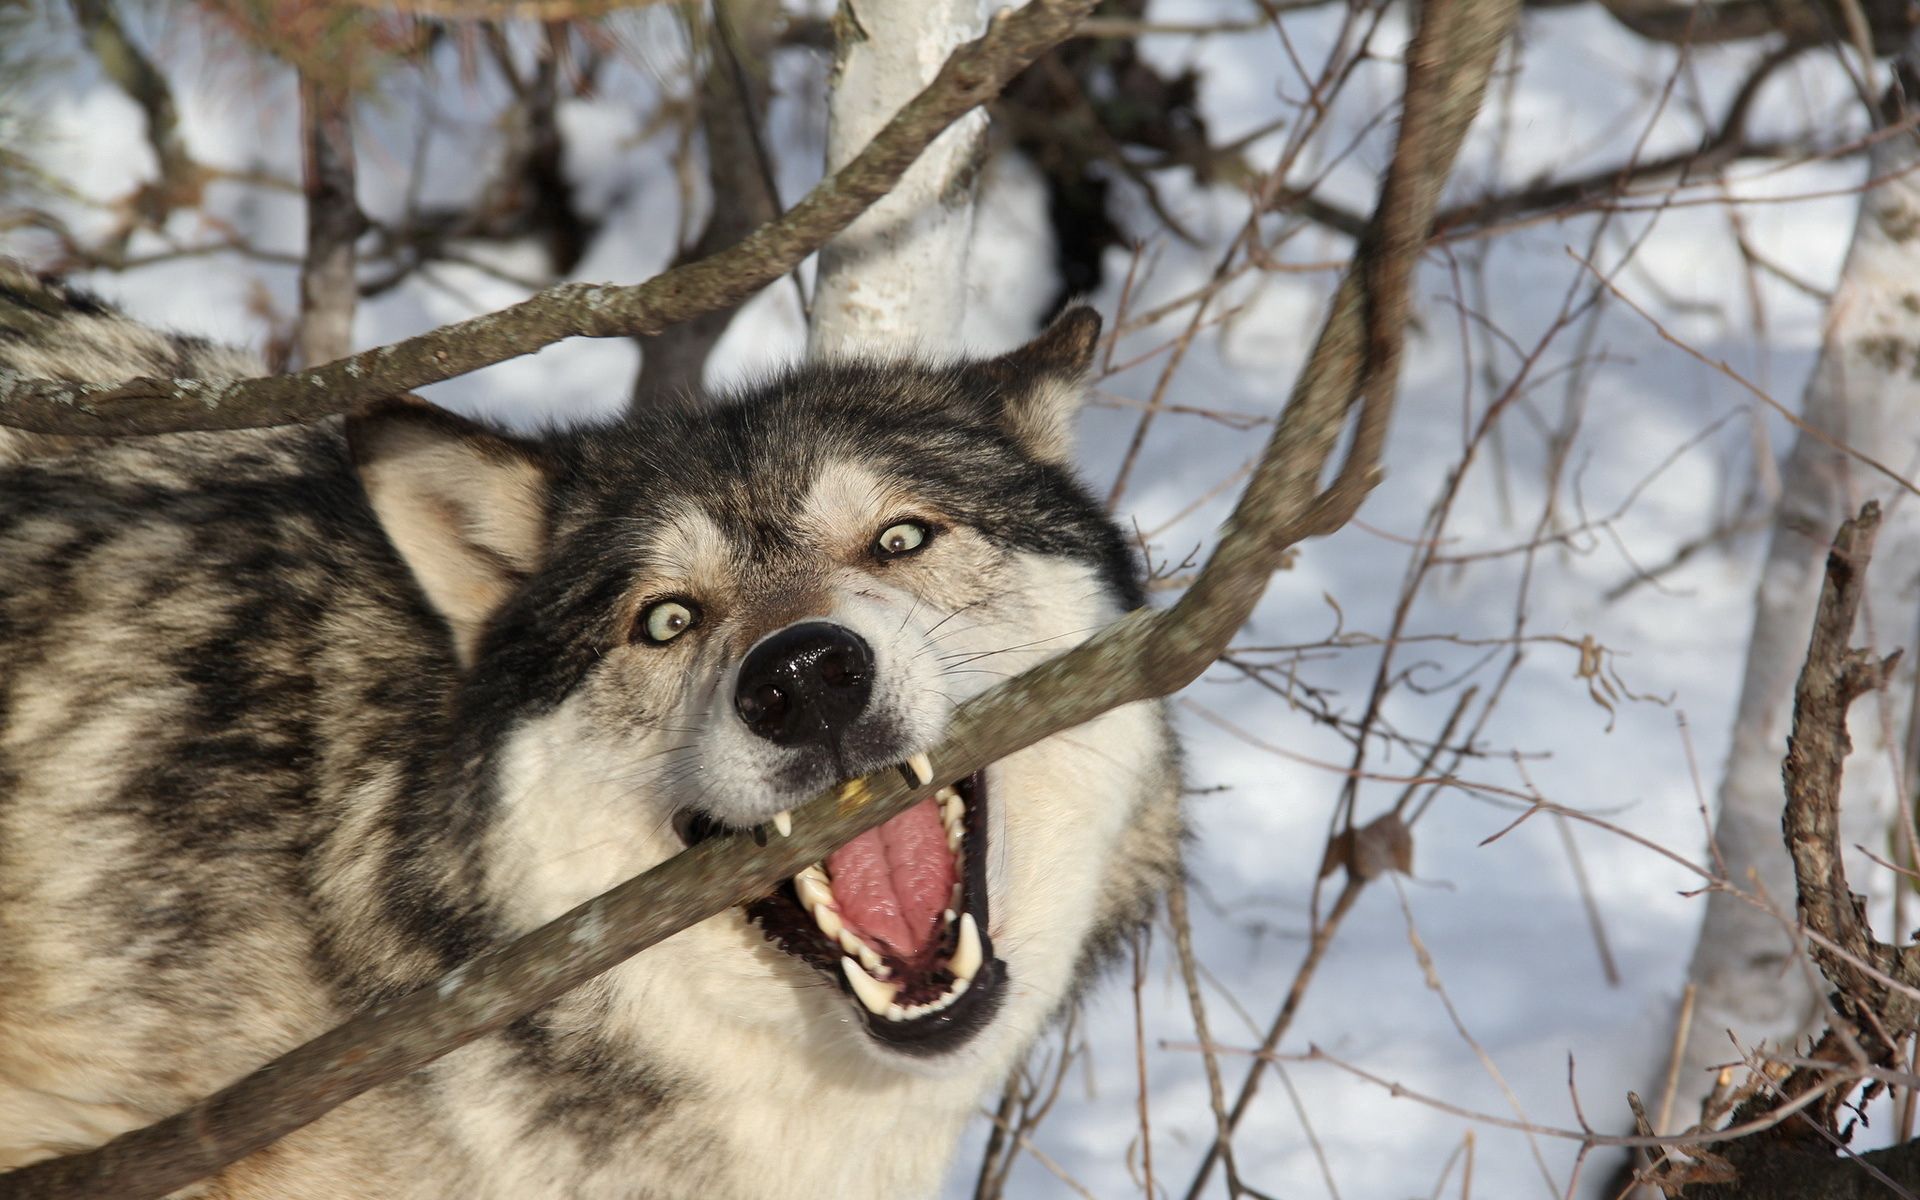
[{"x1": 724, "y1": 770, "x2": 1005, "y2": 1056}]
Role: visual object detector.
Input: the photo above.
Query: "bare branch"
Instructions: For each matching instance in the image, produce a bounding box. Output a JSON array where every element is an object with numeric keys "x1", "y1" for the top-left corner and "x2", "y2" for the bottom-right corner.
[
  {"x1": 633, "y1": 0, "x2": 783, "y2": 402},
  {"x1": 67, "y1": 0, "x2": 202, "y2": 235},
  {"x1": 1591, "y1": 0, "x2": 1880, "y2": 47},
  {"x1": 1782, "y1": 502, "x2": 1910, "y2": 1024},
  {"x1": 0, "y1": 0, "x2": 1102, "y2": 437},
  {"x1": 294, "y1": 70, "x2": 360, "y2": 370}
]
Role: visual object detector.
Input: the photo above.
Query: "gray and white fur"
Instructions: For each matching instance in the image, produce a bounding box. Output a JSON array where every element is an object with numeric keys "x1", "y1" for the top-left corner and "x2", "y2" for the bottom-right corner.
[{"x1": 0, "y1": 263, "x2": 1183, "y2": 1198}]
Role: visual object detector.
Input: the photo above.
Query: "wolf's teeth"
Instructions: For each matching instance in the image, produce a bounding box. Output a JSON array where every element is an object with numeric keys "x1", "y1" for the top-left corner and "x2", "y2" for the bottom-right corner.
[
  {"x1": 869, "y1": 971, "x2": 974, "y2": 1024},
  {"x1": 904, "y1": 753, "x2": 934, "y2": 787},
  {"x1": 795, "y1": 870, "x2": 833, "y2": 912},
  {"x1": 935, "y1": 784, "x2": 960, "y2": 802},
  {"x1": 834, "y1": 929, "x2": 887, "y2": 977},
  {"x1": 946, "y1": 827, "x2": 963, "y2": 853},
  {"x1": 944, "y1": 907, "x2": 957, "y2": 926},
  {"x1": 841, "y1": 957, "x2": 899, "y2": 1015},
  {"x1": 771, "y1": 810, "x2": 793, "y2": 838},
  {"x1": 815, "y1": 904, "x2": 843, "y2": 941},
  {"x1": 952, "y1": 912, "x2": 983, "y2": 981},
  {"x1": 925, "y1": 979, "x2": 966, "y2": 1013}
]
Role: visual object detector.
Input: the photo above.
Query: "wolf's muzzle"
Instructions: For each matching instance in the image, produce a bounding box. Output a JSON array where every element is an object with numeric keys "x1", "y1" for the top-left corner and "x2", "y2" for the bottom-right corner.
[{"x1": 734, "y1": 621, "x2": 874, "y2": 745}]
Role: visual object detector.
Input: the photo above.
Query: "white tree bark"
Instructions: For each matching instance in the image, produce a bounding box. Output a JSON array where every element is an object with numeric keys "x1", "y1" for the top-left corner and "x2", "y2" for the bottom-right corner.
[
  {"x1": 808, "y1": 0, "x2": 987, "y2": 355},
  {"x1": 1652, "y1": 109, "x2": 1920, "y2": 1133}
]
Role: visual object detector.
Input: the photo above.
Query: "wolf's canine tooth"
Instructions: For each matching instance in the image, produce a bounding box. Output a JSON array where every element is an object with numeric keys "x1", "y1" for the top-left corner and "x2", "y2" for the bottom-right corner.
[
  {"x1": 952, "y1": 912, "x2": 983, "y2": 981},
  {"x1": 771, "y1": 810, "x2": 793, "y2": 837},
  {"x1": 841, "y1": 957, "x2": 899, "y2": 1015},
  {"x1": 904, "y1": 753, "x2": 933, "y2": 787}
]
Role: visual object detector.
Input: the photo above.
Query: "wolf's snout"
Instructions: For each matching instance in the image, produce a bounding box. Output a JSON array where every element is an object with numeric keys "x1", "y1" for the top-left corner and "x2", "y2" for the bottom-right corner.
[{"x1": 734, "y1": 621, "x2": 874, "y2": 745}]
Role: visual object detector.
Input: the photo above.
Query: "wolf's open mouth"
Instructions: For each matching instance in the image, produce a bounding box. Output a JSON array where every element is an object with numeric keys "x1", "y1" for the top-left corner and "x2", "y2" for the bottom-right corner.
[{"x1": 677, "y1": 770, "x2": 1005, "y2": 1055}]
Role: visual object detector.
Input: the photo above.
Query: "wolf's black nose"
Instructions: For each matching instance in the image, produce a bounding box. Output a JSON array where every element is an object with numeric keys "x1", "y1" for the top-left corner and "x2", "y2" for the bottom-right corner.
[{"x1": 734, "y1": 621, "x2": 874, "y2": 745}]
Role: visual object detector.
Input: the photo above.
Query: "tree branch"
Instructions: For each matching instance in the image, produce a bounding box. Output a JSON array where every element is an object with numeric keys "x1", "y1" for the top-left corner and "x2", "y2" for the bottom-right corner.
[
  {"x1": 1782, "y1": 502, "x2": 1909, "y2": 1026},
  {"x1": 294, "y1": 69, "x2": 360, "y2": 370},
  {"x1": 0, "y1": 0, "x2": 1519, "y2": 1195},
  {"x1": 67, "y1": 0, "x2": 203, "y2": 235},
  {"x1": 0, "y1": 0, "x2": 1099, "y2": 437},
  {"x1": 633, "y1": 0, "x2": 783, "y2": 403},
  {"x1": 1660, "y1": 504, "x2": 1913, "y2": 1198}
]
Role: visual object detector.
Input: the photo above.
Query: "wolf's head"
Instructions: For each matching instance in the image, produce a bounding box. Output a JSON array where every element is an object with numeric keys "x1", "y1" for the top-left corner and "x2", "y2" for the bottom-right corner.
[{"x1": 347, "y1": 308, "x2": 1180, "y2": 1070}]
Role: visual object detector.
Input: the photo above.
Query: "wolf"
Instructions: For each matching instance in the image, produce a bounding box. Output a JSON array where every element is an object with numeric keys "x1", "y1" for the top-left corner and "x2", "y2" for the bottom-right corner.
[{"x1": 0, "y1": 264, "x2": 1182, "y2": 1198}]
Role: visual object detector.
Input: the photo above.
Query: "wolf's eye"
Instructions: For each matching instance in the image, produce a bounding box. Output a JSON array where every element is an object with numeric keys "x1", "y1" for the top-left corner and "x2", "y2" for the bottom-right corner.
[
  {"x1": 874, "y1": 521, "x2": 931, "y2": 559},
  {"x1": 638, "y1": 599, "x2": 700, "y2": 645}
]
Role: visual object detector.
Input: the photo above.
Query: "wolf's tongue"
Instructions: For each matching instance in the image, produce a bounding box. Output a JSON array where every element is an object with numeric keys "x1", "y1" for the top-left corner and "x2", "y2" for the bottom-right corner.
[{"x1": 826, "y1": 796, "x2": 957, "y2": 960}]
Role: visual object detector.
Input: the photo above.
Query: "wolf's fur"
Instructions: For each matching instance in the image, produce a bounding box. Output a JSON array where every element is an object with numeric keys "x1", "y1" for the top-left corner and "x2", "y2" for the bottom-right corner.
[{"x1": 0, "y1": 264, "x2": 1182, "y2": 1198}]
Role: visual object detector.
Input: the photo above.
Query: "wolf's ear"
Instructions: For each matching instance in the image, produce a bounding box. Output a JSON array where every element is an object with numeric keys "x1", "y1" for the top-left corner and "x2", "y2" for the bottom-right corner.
[
  {"x1": 977, "y1": 305, "x2": 1102, "y2": 465},
  {"x1": 347, "y1": 398, "x2": 551, "y2": 665}
]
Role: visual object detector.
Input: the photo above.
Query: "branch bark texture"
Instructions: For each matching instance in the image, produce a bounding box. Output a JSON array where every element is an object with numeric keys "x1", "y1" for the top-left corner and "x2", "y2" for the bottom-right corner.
[
  {"x1": 1678, "y1": 508, "x2": 1915, "y2": 1197},
  {"x1": 0, "y1": 0, "x2": 1095, "y2": 436},
  {"x1": 1783, "y1": 503, "x2": 1910, "y2": 1028},
  {"x1": 633, "y1": 0, "x2": 782, "y2": 401},
  {"x1": 0, "y1": 1, "x2": 1518, "y2": 1195},
  {"x1": 294, "y1": 70, "x2": 359, "y2": 370},
  {"x1": 808, "y1": 0, "x2": 985, "y2": 355}
]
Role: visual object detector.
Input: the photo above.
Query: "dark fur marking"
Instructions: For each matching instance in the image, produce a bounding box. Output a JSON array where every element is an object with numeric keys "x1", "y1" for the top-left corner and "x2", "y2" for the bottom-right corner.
[{"x1": 505, "y1": 1008, "x2": 674, "y2": 1162}]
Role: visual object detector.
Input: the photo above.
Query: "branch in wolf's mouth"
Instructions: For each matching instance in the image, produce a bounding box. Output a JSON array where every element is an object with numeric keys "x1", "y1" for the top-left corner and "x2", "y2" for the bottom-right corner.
[
  {"x1": 0, "y1": 2, "x2": 1521, "y2": 1196},
  {"x1": 0, "y1": 0, "x2": 1096, "y2": 438}
]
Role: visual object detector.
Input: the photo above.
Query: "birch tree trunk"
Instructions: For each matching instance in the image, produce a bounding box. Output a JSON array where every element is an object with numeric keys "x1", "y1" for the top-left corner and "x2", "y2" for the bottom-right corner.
[
  {"x1": 1651, "y1": 94, "x2": 1920, "y2": 1134},
  {"x1": 807, "y1": 0, "x2": 987, "y2": 355}
]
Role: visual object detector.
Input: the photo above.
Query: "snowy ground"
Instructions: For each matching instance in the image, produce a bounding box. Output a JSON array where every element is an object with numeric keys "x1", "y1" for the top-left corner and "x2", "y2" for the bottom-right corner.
[{"x1": 4, "y1": 3, "x2": 1884, "y2": 1196}]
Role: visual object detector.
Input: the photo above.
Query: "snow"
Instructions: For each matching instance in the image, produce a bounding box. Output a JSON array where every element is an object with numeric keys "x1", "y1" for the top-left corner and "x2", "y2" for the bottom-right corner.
[{"x1": 2, "y1": 3, "x2": 1889, "y2": 1196}]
